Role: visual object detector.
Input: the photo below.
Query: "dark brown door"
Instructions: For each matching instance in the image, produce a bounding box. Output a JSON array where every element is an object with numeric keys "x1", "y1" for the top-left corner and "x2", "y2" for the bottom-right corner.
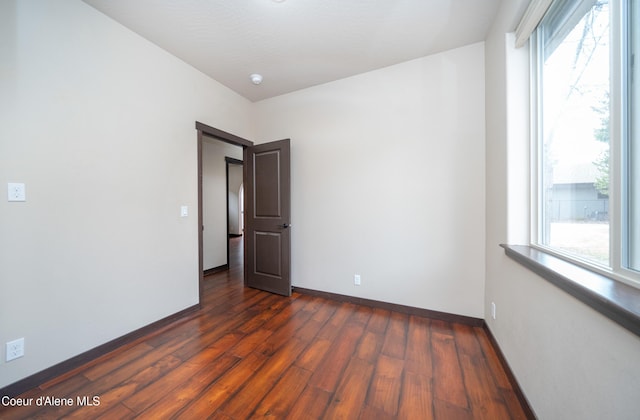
[{"x1": 244, "y1": 139, "x2": 291, "y2": 296}]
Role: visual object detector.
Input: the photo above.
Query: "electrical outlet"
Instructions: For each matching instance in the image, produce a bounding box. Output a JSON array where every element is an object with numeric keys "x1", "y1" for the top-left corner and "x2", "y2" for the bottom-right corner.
[
  {"x1": 491, "y1": 302, "x2": 497, "y2": 320},
  {"x1": 6, "y1": 338, "x2": 25, "y2": 362},
  {"x1": 354, "y1": 274, "x2": 361, "y2": 286},
  {"x1": 7, "y1": 183, "x2": 26, "y2": 202}
]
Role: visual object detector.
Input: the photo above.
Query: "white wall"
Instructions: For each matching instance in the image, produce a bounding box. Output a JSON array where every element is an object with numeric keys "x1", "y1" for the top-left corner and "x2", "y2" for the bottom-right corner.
[
  {"x1": 0, "y1": 0, "x2": 253, "y2": 389},
  {"x1": 228, "y1": 164, "x2": 243, "y2": 236},
  {"x1": 255, "y1": 43, "x2": 486, "y2": 318},
  {"x1": 202, "y1": 139, "x2": 243, "y2": 270},
  {"x1": 484, "y1": 1, "x2": 640, "y2": 418}
]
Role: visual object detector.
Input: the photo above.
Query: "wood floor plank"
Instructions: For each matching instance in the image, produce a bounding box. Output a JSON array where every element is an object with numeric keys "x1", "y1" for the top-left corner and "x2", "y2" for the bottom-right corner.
[
  {"x1": 405, "y1": 315, "x2": 433, "y2": 377},
  {"x1": 397, "y1": 370, "x2": 434, "y2": 420},
  {"x1": 208, "y1": 411, "x2": 234, "y2": 420},
  {"x1": 359, "y1": 405, "x2": 397, "y2": 420},
  {"x1": 94, "y1": 403, "x2": 136, "y2": 420},
  {"x1": 293, "y1": 316, "x2": 328, "y2": 343},
  {"x1": 20, "y1": 354, "x2": 182, "y2": 420},
  {"x1": 227, "y1": 327, "x2": 273, "y2": 358},
  {"x1": 295, "y1": 338, "x2": 332, "y2": 372},
  {"x1": 294, "y1": 299, "x2": 336, "y2": 342},
  {"x1": 381, "y1": 311, "x2": 408, "y2": 359},
  {"x1": 323, "y1": 357, "x2": 374, "y2": 419},
  {"x1": 433, "y1": 399, "x2": 474, "y2": 420},
  {"x1": 122, "y1": 344, "x2": 232, "y2": 414},
  {"x1": 367, "y1": 307, "x2": 391, "y2": 334},
  {"x1": 351, "y1": 304, "x2": 373, "y2": 325},
  {"x1": 431, "y1": 319, "x2": 455, "y2": 337},
  {"x1": 452, "y1": 323, "x2": 483, "y2": 357},
  {"x1": 169, "y1": 317, "x2": 249, "y2": 361},
  {"x1": 459, "y1": 353, "x2": 511, "y2": 420},
  {"x1": 67, "y1": 354, "x2": 183, "y2": 418},
  {"x1": 309, "y1": 321, "x2": 366, "y2": 392},
  {"x1": 0, "y1": 375, "x2": 91, "y2": 420},
  {"x1": 1, "y1": 237, "x2": 530, "y2": 420},
  {"x1": 133, "y1": 354, "x2": 239, "y2": 419},
  {"x1": 299, "y1": 295, "x2": 325, "y2": 315},
  {"x1": 260, "y1": 294, "x2": 307, "y2": 331},
  {"x1": 252, "y1": 365, "x2": 313, "y2": 417},
  {"x1": 431, "y1": 329, "x2": 469, "y2": 409},
  {"x1": 287, "y1": 385, "x2": 333, "y2": 420},
  {"x1": 311, "y1": 298, "x2": 340, "y2": 324},
  {"x1": 501, "y1": 388, "x2": 530, "y2": 420},
  {"x1": 316, "y1": 302, "x2": 357, "y2": 341},
  {"x1": 141, "y1": 313, "x2": 222, "y2": 350},
  {"x1": 67, "y1": 316, "x2": 229, "y2": 407},
  {"x1": 474, "y1": 326, "x2": 514, "y2": 389},
  {"x1": 82, "y1": 342, "x2": 156, "y2": 382},
  {"x1": 218, "y1": 337, "x2": 308, "y2": 418},
  {"x1": 222, "y1": 287, "x2": 267, "y2": 314},
  {"x1": 4, "y1": 342, "x2": 174, "y2": 420},
  {"x1": 254, "y1": 305, "x2": 314, "y2": 357},
  {"x1": 356, "y1": 331, "x2": 384, "y2": 363},
  {"x1": 234, "y1": 294, "x2": 290, "y2": 334},
  {"x1": 366, "y1": 354, "x2": 404, "y2": 415},
  {"x1": 200, "y1": 290, "x2": 254, "y2": 317},
  {"x1": 95, "y1": 332, "x2": 193, "y2": 386},
  {"x1": 453, "y1": 324, "x2": 511, "y2": 420},
  {"x1": 175, "y1": 352, "x2": 267, "y2": 419}
]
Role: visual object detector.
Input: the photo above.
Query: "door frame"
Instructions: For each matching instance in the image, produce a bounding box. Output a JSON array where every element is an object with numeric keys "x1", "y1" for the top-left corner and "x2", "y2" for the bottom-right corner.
[{"x1": 196, "y1": 121, "x2": 253, "y2": 306}]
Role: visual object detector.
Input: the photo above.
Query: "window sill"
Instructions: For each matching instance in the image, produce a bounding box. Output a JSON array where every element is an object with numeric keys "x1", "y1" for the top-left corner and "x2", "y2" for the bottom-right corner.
[{"x1": 500, "y1": 244, "x2": 640, "y2": 338}]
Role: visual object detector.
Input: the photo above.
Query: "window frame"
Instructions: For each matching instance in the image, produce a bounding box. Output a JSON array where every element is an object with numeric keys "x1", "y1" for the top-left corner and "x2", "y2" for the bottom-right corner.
[{"x1": 529, "y1": 0, "x2": 640, "y2": 289}]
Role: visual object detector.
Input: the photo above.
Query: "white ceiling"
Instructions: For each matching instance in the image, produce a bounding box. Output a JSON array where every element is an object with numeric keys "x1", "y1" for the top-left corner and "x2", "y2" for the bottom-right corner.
[{"x1": 82, "y1": 0, "x2": 501, "y2": 102}]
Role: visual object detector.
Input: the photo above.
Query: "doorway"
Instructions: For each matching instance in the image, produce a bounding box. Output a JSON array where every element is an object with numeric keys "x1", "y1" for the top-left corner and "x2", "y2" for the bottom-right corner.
[
  {"x1": 196, "y1": 122, "x2": 253, "y2": 305},
  {"x1": 201, "y1": 140, "x2": 242, "y2": 275},
  {"x1": 196, "y1": 121, "x2": 292, "y2": 304}
]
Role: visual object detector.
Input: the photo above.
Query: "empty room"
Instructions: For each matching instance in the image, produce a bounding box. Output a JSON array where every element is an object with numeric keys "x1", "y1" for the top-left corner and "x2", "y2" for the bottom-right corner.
[{"x1": 1, "y1": 0, "x2": 639, "y2": 419}]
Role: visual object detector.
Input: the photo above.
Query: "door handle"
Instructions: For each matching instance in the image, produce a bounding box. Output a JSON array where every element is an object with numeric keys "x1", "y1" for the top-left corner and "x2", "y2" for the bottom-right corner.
[{"x1": 280, "y1": 223, "x2": 291, "y2": 229}]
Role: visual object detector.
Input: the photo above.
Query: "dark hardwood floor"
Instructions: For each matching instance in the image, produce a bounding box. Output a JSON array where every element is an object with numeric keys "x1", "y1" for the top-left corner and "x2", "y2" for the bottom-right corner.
[{"x1": 0, "y1": 237, "x2": 529, "y2": 419}]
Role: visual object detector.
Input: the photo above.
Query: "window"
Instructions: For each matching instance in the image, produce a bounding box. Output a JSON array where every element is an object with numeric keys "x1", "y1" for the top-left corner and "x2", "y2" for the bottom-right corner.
[{"x1": 531, "y1": 0, "x2": 639, "y2": 285}]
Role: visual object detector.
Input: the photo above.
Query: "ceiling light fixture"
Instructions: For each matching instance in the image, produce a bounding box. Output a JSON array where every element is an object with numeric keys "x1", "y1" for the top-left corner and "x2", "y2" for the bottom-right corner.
[{"x1": 250, "y1": 73, "x2": 263, "y2": 85}]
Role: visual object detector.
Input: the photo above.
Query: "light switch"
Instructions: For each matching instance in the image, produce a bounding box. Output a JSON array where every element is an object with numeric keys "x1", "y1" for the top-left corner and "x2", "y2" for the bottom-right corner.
[
  {"x1": 7, "y1": 183, "x2": 26, "y2": 202},
  {"x1": 180, "y1": 206, "x2": 188, "y2": 217}
]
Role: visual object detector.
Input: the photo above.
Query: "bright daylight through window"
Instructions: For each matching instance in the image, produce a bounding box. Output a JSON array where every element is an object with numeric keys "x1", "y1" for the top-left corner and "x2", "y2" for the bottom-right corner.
[{"x1": 532, "y1": 0, "x2": 639, "y2": 283}]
